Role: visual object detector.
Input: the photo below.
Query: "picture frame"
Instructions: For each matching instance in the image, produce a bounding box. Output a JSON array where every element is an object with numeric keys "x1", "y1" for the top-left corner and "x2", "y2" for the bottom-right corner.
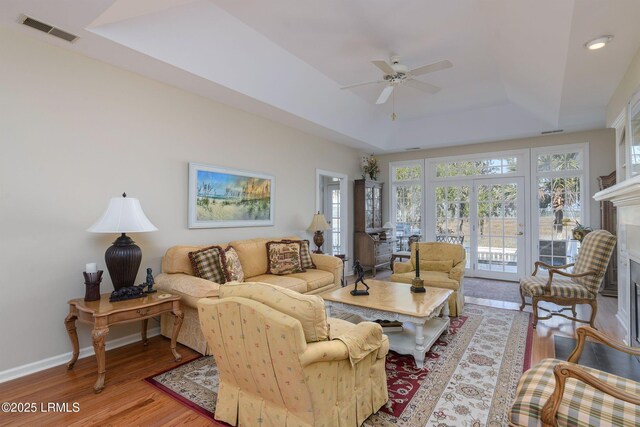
[{"x1": 188, "y1": 162, "x2": 275, "y2": 228}]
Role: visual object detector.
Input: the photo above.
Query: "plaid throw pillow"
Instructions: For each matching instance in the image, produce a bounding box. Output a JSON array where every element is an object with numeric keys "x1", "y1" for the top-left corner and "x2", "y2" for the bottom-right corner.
[
  {"x1": 281, "y1": 239, "x2": 315, "y2": 269},
  {"x1": 223, "y1": 246, "x2": 244, "y2": 283},
  {"x1": 188, "y1": 246, "x2": 226, "y2": 284},
  {"x1": 266, "y1": 241, "x2": 305, "y2": 275}
]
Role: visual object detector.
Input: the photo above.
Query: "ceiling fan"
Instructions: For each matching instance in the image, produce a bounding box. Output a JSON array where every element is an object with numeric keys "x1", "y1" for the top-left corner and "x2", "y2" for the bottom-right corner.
[{"x1": 341, "y1": 56, "x2": 453, "y2": 105}]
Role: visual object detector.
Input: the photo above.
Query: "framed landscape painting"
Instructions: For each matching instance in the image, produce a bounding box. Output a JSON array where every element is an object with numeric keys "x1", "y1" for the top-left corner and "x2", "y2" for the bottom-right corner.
[{"x1": 188, "y1": 163, "x2": 275, "y2": 228}]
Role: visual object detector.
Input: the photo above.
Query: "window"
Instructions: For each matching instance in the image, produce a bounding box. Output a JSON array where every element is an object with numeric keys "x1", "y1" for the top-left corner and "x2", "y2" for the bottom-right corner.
[
  {"x1": 532, "y1": 144, "x2": 588, "y2": 268},
  {"x1": 435, "y1": 157, "x2": 518, "y2": 178},
  {"x1": 390, "y1": 161, "x2": 424, "y2": 250}
]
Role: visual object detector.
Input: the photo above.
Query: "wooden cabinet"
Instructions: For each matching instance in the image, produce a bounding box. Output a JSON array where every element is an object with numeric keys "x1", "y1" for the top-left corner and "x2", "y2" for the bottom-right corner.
[
  {"x1": 354, "y1": 180, "x2": 391, "y2": 275},
  {"x1": 599, "y1": 171, "x2": 618, "y2": 296}
]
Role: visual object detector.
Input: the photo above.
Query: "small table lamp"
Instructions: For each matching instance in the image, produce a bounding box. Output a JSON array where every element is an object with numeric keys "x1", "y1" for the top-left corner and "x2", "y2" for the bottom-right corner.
[
  {"x1": 87, "y1": 193, "x2": 157, "y2": 290},
  {"x1": 307, "y1": 211, "x2": 331, "y2": 254}
]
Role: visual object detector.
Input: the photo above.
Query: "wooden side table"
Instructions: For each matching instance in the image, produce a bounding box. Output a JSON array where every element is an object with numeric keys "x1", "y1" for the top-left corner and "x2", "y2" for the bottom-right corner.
[{"x1": 65, "y1": 292, "x2": 183, "y2": 393}]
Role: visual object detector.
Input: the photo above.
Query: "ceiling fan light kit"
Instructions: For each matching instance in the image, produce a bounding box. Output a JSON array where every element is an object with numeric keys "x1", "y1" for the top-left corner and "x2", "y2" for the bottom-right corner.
[{"x1": 341, "y1": 56, "x2": 453, "y2": 120}]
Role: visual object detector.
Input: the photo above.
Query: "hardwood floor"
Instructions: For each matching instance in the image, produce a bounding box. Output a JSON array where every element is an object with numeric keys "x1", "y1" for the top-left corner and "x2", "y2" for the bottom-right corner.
[{"x1": 0, "y1": 276, "x2": 625, "y2": 426}]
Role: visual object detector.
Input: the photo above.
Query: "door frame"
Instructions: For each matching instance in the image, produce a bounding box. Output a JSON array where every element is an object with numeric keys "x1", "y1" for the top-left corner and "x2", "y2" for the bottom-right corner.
[
  {"x1": 315, "y1": 169, "x2": 348, "y2": 264},
  {"x1": 427, "y1": 176, "x2": 527, "y2": 281}
]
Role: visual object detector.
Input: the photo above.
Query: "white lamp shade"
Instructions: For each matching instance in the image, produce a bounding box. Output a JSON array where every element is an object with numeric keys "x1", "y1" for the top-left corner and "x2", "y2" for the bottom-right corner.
[
  {"x1": 87, "y1": 196, "x2": 158, "y2": 233},
  {"x1": 383, "y1": 222, "x2": 394, "y2": 229},
  {"x1": 307, "y1": 212, "x2": 331, "y2": 232}
]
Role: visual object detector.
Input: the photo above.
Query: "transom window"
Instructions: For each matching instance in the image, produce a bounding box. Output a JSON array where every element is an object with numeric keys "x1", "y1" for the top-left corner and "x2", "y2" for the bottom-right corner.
[{"x1": 432, "y1": 155, "x2": 521, "y2": 179}]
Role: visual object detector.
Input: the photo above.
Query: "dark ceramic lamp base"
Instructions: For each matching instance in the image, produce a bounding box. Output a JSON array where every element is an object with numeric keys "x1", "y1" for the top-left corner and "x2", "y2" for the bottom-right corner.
[
  {"x1": 313, "y1": 231, "x2": 325, "y2": 254},
  {"x1": 105, "y1": 233, "x2": 141, "y2": 291}
]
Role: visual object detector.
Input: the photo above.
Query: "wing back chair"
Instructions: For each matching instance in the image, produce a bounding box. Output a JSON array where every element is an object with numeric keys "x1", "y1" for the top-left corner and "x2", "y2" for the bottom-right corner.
[
  {"x1": 390, "y1": 241, "x2": 466, "y2": 316},
  {"x1": 510, "y1": 326, "x2": 640, "y2": 426},
  {"x1": 198, "y1": 282, "x2": 389, "y2": 427},
  {"x1": 519, "y1": 229, "x2": 616, "y2": 328}
]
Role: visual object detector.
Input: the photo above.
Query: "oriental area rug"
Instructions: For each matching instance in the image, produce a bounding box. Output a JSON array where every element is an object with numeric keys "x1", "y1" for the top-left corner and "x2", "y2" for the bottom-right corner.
[{"x1": 145, "y1": 304, "x2": 532, "y2": 426}]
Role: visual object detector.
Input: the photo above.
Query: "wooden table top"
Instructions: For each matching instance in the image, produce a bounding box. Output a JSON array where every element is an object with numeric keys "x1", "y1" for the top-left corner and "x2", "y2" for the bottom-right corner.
[
  {"x1": 321, "y1": 279, "x2": 452, "y2": 318},
  {"x1": 68, "y1": 292, "x2": 179, "y2": 316}
]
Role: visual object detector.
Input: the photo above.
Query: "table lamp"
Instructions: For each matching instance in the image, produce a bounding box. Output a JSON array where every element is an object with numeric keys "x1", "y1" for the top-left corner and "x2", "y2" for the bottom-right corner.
[
  {"x1": 87, "y1": 193, "x2": 157, "y2": 290},
  {"x1": 307, "y1": 211, "x2": 331, "y2": 254}
]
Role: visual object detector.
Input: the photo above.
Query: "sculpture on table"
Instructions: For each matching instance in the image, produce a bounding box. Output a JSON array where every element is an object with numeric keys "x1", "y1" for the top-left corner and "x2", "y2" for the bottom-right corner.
[
  {"x1": 351, "y1": 260, "x2": 370, "y2": 296},
  {"x1": 411, "y1": 245, "x2": 426, "y2": 293},
  {"x1": 109, "y1": 284, "x2": 147, "y2": 302},
  {"x1": 145, "y1": 267, "x2": 156, "y2": 293}
]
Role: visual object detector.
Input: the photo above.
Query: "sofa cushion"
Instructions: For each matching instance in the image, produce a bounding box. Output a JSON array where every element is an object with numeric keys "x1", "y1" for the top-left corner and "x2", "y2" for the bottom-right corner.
[
  {"x1": 249, "y1": 274, "x2": 308, "y2": 294},
  {"x1": 188, "y1": 246, "x2": 227, "y2": 284},
  {"x1": 222, "y1": 247, "x2": 244, "y2": 282},
  {"x1": 155, "y1": 272, "x2": 221, "y2": 300},
  {"x1": 266, "y1": 241, "x2": 305, "y2": 275},
  {"x1": 219, "y1": 282, "x2": 329, "y2": 342},
  {"x1": 281, "y1": 239, "x2": 315, "y2": 269},
  {"x1": 421, "y1": 259, "x2": 454, "y2": 273},
  {"x1": 389, "y1": 270, "x2": 460, "y2": 291},
  {"x1": 411, "y1": 242, "x2": 465, "y2": 269},
  {"x1": 228, "y1": 238, "x2": 270, "y2": 278},
  {"x1": 287, "y1": 269, "x2": 334, "y2": 291},
  {"x1": 162, "y1": 245, "x2": 206, "y2": 275}
]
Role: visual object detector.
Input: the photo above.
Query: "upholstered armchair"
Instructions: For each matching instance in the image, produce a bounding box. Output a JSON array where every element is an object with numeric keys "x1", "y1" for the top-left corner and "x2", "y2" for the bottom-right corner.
[
  {"x1": 519, "y1": 230, "x2": 616, "y2": 329},
  {"x1": 510, "y1": 326, "x2": 640, "y2": 426},
  {"x1": 198, "y1": 282, "x2": 389, "y2": 427},
  {"x1": 389, "y1": 241, "x2": 466, "y2": 316}
]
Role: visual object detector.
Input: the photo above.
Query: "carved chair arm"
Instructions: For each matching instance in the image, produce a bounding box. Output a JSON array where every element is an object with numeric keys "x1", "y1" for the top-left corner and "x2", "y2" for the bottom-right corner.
[
  {"x1": 544, "y1": 269, "x2": 597, "y2": 293},
  {"x1": 568, "y1": 326, "x2": 640, "y2": 363},
  {"x1": 532, "y1": 261, "x2": 574, "y2": 276},
  {"x1": 541, "y1": 363, "x2": 640, "y2": 427}
]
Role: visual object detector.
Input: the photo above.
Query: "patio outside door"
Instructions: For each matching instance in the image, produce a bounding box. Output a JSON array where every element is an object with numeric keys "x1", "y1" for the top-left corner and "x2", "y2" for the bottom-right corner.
[{"x1": 432, "y1": 176, "x2": 525, "y2": 281}]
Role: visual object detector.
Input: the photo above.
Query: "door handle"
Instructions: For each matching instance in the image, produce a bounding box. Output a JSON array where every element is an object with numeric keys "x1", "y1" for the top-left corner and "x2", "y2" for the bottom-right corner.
[{"x1": 516, "y1": 232, "x2": 524, "y2": 236}]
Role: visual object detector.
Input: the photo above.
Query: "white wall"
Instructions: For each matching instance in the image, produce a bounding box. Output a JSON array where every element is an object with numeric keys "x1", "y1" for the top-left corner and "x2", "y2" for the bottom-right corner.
[
  {"x1": 607, "y1": 45, "x2": 640, "y2": 126},
  {"x1": 0, "y1": 27, "x2": 361, "y2": 373}
]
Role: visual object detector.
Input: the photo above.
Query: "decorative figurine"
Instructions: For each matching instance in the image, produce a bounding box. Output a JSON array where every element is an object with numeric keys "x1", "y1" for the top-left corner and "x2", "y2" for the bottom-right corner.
[
  {"x1": 145, "y1": 267, "x2": 156, "y2": 293},
  {"x1": 351, "y1": 260, "x2": 370, "y2": 296},
  {"x1": 109, "y1": 283, "x2": 147, "y2": 302}
]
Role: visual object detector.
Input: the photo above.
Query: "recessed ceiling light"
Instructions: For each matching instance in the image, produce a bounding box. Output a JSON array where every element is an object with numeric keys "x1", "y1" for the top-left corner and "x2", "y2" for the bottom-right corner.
[{"x1": 584, "y1": 35, "x2": 613, "y2": 50}]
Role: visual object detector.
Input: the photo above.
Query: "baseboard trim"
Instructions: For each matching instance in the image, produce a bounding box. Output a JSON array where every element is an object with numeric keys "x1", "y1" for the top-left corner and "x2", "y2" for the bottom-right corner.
[{"x1": 0, "y1": 327, "x2": 160, "y2": 384}]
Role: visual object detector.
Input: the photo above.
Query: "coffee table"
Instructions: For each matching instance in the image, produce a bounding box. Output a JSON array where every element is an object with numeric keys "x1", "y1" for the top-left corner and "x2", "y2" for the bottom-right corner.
[{"x1": 321, "y1": 279, "x2": 452, "y2": 368}]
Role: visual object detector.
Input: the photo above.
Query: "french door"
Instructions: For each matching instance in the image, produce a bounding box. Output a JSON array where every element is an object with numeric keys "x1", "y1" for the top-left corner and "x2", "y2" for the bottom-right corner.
[
  {"x1": 430, "y1": 176, "x2": 526, "y2": 281},
  {"x1": 324, "y1": 183, "x2": 343, "y2": 255}
]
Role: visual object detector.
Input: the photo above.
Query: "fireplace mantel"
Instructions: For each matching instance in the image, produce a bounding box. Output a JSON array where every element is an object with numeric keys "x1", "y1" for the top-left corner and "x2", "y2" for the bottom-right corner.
[
  {"x1": 594, "y1": 174, "x2": 640, "y2": 206},
  {"x1": 593, "y1": 176, "x2": 640, "y2": 345}
]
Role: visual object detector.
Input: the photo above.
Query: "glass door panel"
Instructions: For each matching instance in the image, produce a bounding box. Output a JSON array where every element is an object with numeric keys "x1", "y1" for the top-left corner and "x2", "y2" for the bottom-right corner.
[
  {"x1": 435, "y1": 182, "x2": 471, "y2": 268},
  {"x1": 474, "y1": 177, "x2": 524, "y2": 280}
]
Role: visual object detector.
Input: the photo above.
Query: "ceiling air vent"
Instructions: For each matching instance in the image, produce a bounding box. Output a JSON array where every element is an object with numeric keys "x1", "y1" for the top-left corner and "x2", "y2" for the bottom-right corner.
[
  {"x1": 21, "y1": 16, "x2": 78, "y2": 42},
  {"x1": 541, "y1": 129, "x2": 563, "y2": 135},
  {"x1": 404, "y1": 147, "x2": 421, "y2": 151}
]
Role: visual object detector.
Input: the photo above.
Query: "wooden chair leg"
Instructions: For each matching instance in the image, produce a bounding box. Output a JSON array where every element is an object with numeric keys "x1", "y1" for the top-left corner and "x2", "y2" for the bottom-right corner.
[
  {"x1": 519, "y1": 286, "x2": 526, "y2": 311},
  {"x1": 589, "y1": 300, "x2": 598, "y2": 329},
  {"x1": 532, "y1": 296, "x2": 540, "y2": 329},
  {"x1": 571, "y1": 303, "x2": 577, "y2": 318}
]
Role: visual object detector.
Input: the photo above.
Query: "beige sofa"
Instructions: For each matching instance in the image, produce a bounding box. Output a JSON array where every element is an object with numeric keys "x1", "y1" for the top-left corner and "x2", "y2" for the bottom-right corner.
[
  {"x1": 199, "y1": 282, "x2": 389, "y2": 426},
  {"x1": 389, "y1": 241, "x2": 466, "y2": 316},
  {"x1": 156, "y1": 236, "x2": 343, "y2": 354}
]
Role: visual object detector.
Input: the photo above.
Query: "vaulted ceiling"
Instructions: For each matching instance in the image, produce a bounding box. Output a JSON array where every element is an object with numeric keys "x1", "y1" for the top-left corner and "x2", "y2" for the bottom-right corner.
[{"x1": 2, "y1": 0, "x2": 639, "y2": 152}]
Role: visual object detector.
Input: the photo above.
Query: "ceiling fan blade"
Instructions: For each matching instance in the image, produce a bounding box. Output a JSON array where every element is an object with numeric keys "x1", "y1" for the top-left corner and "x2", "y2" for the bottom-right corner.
[
  {"x1": 371, "y1": 60, "x2": 396, "y2": 75},
  {"x1": 376, "y1": 85, "x2": 394, "y2": 104},
  {"x1": 409, "y1": 59, "x2": 453, "y2": 76},
  {"x1": 406, "y1": 79, "x2": 441, "y2": 94},
  {"x1": 341, "y1": 79, "x2": 384, "y2": 89}
]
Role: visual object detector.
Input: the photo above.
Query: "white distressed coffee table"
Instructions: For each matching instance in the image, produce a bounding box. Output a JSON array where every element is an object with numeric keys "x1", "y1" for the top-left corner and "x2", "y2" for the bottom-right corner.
[{"x1": 322, "y1": 280, "x2": 452, "y2": 368}]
